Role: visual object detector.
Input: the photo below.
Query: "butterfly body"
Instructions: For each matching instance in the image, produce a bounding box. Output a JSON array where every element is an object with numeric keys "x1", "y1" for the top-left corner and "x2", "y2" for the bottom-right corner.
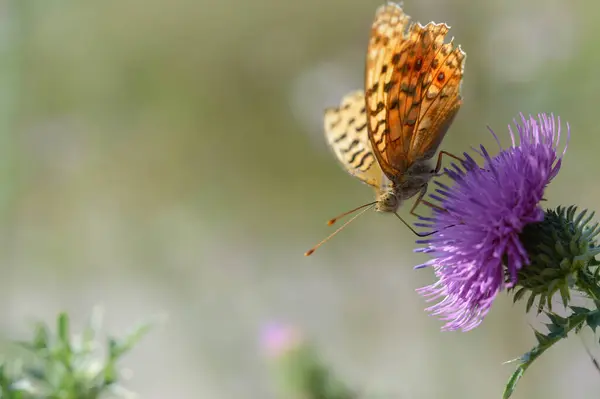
[{"x1": 374, "y1": 159, "x2": 434, "y2": 213}]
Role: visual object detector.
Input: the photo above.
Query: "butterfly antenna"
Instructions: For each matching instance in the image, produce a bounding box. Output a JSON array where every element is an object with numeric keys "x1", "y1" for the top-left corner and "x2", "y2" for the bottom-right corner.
[
  {"x1": 393, "y1": 212, "x2": 436, "y2": 238},
  {"x1": 326, "y1": 201, "x2": 377, "y2": 225},
  {"x1": 305, "y1": 204, "x2": 375, "y2": 256}
]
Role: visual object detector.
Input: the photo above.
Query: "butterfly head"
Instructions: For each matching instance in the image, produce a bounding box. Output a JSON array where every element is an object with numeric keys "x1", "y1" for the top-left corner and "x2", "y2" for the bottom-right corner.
[
  {"x1": 376, "y1": 159, "x2": 435, "y2": 213},
  {"x1": 375, "y1": 188, "x2": 399, "y2": 213}
]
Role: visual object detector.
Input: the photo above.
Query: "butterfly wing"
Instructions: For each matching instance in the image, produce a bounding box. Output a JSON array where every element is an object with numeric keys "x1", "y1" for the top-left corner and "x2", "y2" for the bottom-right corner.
[
  {"x1": 365, "y1": 3, "x2": 466, "y2": 178},
  {"x1": 324, "y1": 90, "x2": 384, "y2": 190}
]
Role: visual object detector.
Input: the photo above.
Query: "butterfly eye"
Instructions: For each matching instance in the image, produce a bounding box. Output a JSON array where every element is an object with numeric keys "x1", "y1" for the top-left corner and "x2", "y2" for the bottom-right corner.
[{"x1": 385, "y1": 195, "x2": 398, "y2": 208}]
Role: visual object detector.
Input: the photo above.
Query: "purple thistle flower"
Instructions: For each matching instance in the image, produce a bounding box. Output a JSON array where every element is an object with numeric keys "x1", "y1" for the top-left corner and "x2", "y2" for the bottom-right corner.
[{"x1": 415, "y1": 113, "x2": 570, "y2": 332}]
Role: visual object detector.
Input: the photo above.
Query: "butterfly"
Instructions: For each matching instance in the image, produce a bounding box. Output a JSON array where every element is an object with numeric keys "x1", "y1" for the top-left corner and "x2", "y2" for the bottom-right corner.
[{"x1": 305, "y1": 3, "x2": 466, "y2": 256}]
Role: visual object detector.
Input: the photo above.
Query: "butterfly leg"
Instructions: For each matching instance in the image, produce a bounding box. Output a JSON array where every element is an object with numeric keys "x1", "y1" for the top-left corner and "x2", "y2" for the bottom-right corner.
[
  {"x1": 409, "y1": 185, "x2": 445, "y2": 219},
  {"x1": 409, "y1": 151, "x2": 463, "y2": 216},
  {"x1": 433, "y1": 150, "x2": 464, "y2": 177}
]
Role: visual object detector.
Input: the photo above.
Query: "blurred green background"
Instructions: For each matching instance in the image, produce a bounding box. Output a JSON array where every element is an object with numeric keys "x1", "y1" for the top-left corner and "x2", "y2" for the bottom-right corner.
[{"x1": 1, "y1": 0, "x2": 599, "y2": 398}]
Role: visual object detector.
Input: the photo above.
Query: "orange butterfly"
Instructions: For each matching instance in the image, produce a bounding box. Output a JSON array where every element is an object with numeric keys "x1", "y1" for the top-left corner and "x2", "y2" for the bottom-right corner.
[{"x1": 306, "y1": 3, "x2": 466, "y2": 256}]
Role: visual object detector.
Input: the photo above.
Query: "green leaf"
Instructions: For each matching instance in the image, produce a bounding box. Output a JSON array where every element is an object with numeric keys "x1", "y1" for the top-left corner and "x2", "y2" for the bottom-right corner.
[
  {"x1": 81, "y1": 310, "x2": 102, "y2": 353},
  {"x1": 547, "y1": 312, "x2": 568, "y2": 328},
  {"x1": 586, "y1": 311, "x2": 600, "y2": 333},
  {"x1": 537, "y1": 294, "x2": 547, "y2": 314},
  {"x1": 513, "y1": 288, "x2": 527, "y2": 303},
  {"x1": 526, "y1": 293, "x2": 536, "y2": 313},
  {"x1": 54, "y1": 313, "x2": 73, "y2": 377},
  {"x1": 57, "y1": 313, "x2": 70, "y2": 347},
  {"x1": 545, "y1": 322, "x2": 563, "y2": 336},
  {"x1": 3, "y1": 310, "x2": 153, "y2": 399},
  {"x1": 533, "y1": 330, "x2": 549, "y2": 345},
  {"x1": 503, "y1": 310, "x2": 589, "y2": 398},
  {"x1": 570, "y1": 306, "x2": 590, "y2": 315},
  {"x1": 32, "y1": 323, "x2": 50, "y2": 352},
  {"x1": 107, "y1": 322, "x2": 152, "y2": 361}
]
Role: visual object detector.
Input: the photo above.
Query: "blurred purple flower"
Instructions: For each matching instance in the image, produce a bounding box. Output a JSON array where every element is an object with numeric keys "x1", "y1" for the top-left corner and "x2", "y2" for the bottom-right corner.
[
  {"x1": 415, "y1": 113, "x2": 569, "y2": 331},
  {"x1": 260, "y1": 322, "x2": 302, "y2": 358}
]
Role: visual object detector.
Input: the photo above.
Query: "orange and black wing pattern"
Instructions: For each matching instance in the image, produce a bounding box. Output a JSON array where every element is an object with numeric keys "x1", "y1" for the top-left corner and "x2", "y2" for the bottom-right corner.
[{"x1": 365, "y1": 3, "x2": 466, "y2": 179}]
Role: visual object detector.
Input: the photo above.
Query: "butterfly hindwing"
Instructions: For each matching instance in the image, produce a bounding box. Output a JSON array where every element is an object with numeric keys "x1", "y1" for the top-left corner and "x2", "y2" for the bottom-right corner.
[{"x1": 324, "y1": 90, "x2": 384, "y2": 189}]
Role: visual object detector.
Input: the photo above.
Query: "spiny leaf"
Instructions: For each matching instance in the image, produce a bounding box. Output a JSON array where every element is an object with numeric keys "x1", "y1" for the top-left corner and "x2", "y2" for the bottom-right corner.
[
  {"x1": 547, "y1": 312, "x2": 568, "y2": 327},
  {"x1": 571, "y1": 306, "x2": 590, "y2": 315},
  {"x1": 534, "y1": 330, "x2": 549, "y2": 345},
  {"x1": 107, "y1": 322, "x2": 152, "y2": 361},
  {"x1": 513, "y1": 288, "x2": 527, "y2": 303},
  {"x1": 503, "y1": 309, "x2": 590, "y2": 398},
  {"x1": 586, "y1": 311, "x2": 600, "y2": 333},
  {"x1": 526, "y1": 293, "x2": 537, "y2": 313}
]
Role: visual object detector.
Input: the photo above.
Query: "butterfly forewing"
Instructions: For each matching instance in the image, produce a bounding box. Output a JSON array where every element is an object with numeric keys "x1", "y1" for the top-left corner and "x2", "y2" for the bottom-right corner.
[
  {"x1": 407, "y1": 25, "x2": 465, "y2": 161},
  {"x1": 324, "y1": 90, "x2": 384, "y2": 189},
  {"x1": 365, "y1": 3, "x2": 466, "y2": 179}
]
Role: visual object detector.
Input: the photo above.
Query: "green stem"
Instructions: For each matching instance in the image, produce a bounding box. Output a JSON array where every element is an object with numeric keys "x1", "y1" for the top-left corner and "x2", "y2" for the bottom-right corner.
[{"x1": 503, "y1": 311, "x2": 587, "y2": 399}]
